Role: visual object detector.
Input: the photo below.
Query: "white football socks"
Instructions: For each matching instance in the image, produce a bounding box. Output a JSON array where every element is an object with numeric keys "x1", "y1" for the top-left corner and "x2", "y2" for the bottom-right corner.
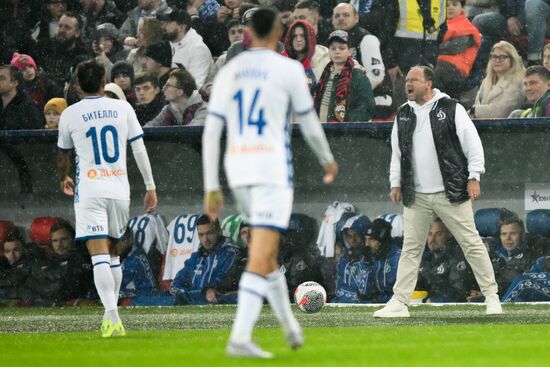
[
  {"x1": 229, "y1": 272, "x2": 268, "y2": 344},
  {"x1": 266, "y1": 270, "x2": 299, "y2": 333},
  {"x1": 110, "y1": 256, "x2": 122, "y2": 302},
  {"x1": 91, "y1": 254, "x2": 120, "y2": 324}
]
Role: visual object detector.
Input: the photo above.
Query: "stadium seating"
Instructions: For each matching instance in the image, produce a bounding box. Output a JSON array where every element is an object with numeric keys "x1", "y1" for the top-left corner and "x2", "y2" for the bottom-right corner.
[
  {"x1": 474, "y1": 208, "x2": 518, "y2": 237},
  {"x1": 29, "y1": 217, "x2": 62, "y2": 246},
  {"x1": 526, "y1": 209, "x2": 550, "y2": 237}
]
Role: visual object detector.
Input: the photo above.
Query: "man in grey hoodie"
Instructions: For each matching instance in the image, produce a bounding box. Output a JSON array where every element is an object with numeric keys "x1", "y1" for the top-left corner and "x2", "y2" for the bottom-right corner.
[{"x1": 144, "y1": 68, "x2": 206, "y2": 127}]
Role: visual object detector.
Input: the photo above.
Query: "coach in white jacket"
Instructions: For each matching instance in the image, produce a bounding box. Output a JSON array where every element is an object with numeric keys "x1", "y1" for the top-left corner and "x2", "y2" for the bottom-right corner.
[{"x1": 373, "y1": 65, "x2": 502, "y2": 318}]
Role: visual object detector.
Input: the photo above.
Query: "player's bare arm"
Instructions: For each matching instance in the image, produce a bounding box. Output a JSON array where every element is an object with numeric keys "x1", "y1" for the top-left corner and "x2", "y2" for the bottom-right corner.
[
  {"x1": 144, "y1": 189, "x2": 158, "y2": 213},
  {"x1": 57, "y1": 150, "x2": 74, "y2": 196},
  {"x1": 204, "y1": 190, "x2": 224, "y2": 220},
  {"x1": 322, "y1": 161, "x2": 339, "y2": 184}
]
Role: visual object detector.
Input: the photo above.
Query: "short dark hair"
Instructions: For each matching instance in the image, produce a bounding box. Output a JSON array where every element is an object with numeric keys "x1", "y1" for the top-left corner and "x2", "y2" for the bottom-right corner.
[
  {"x1": 50, "y1": 219, "x2": 75, "y2": 239},
  {"x1": 62, "y1": 11, "x2": 83, "y2": 31},
  {"x1": 4, "y1": 230, "x2": 22, "y2": 245},
  {"x1": 169, "y1": 68, "x2": 196, "y2": 97},
  {"x1": 197, "y1": 214, "x2": 220, "y2": 228},
  {"x1": 500, "y1": 217, "x2": 524, "y2": 233},
  {"x1": 526, "y1": 65, "x2": 550, "y2": 82},
  {"x1": 0, "y1": 65, "x2": 23, "y2": 92},
  {"x1": 4, "y1": 236, "x2": 25, "y2": 248},
  {"x1": 414, "y1": 65, "x2": 435, "y2": 83},
  {"x1": 295, "y1": 0, "x2": 320, "y2": 13},
  {"x1": 251, "y1": 7, "x2": 279, "y2": 38},
  {"x1": 134, "y1": 73, "x2": 159, "y2": 89},
  {"x1": 227, "y1": 19, "x2": 241, "y2": 31},
  {"x1": 77, "y1": 60, "x2": 105, "y2": 93}
]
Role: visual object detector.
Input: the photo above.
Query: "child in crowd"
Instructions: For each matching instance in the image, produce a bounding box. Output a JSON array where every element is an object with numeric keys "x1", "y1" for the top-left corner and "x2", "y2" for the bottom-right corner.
[
  {"x1": 314, "y1": 30, "x2": 374, "y2": 122},
  {"x1": 11, "y1": 52, "x2": 62, "y2": 111},
  {"x1": 433, "y1": 0, "x2": 481, "y2": 98},
  {"x1": 43, "y1": 97, "x2": 67, "y2": 129}
]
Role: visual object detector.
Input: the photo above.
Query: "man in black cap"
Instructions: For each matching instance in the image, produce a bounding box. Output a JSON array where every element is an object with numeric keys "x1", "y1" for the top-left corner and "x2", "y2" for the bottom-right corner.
[
  {"x1": 143, "y1": 40, "x2": 173, "y2": 90},
  {"x1": 157, "y1": 9, "x2": 212, "y2": 88}
]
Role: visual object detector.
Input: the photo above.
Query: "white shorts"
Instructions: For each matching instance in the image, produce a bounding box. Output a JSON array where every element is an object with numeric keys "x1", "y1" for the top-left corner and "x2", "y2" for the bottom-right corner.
[
  {"x1": 231, "y1": 185, "x2": 293, "y2": 231},
  {"x1": 74, "y1": 198, "x2": 130, "y2": 241}
]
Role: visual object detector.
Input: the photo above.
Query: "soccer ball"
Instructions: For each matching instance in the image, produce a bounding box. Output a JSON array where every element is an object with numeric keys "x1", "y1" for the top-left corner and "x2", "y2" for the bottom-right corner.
[{"x1": 294, "y1": 281, "x2": 327, "y2": 313}]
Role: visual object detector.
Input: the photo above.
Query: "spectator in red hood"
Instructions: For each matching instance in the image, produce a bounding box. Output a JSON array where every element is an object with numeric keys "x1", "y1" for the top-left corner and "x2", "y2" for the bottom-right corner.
[{"x1": 283, "y1": 20, "x2": 325, "y2": 95}]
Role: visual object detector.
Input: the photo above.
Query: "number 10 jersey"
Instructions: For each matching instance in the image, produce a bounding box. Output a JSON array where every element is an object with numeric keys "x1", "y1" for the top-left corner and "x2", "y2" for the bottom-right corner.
[{"x1": 57, "y1": 96, "x2": 144, "y2": 202}]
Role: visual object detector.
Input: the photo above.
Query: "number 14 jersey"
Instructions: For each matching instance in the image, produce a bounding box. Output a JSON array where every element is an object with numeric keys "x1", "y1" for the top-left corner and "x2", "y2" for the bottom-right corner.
[
  {"x1": 57, "y1": 96, "x2": 144, "y2": 201},
  {"x1": 208, "y1": 49, "x2": 315, "y2": 189}
]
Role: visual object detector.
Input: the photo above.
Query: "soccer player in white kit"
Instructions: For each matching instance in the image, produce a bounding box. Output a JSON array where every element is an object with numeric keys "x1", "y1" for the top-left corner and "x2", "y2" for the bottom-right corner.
[
  {"x1": 57, "y1": 61, "x2": 157, "y2": 337},
  {"x1": 202, "y1": 8, "x2": 338, "y2": 358}
]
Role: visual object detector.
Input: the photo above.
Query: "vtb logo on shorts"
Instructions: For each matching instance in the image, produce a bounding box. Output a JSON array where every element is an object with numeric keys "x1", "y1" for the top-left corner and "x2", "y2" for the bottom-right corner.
[
  {"x1": 87, "y1": 169, "x2": 98, "y2": 179},
  {"x1": 87, "y1": 225, "x2": 105, "y2": 232}
]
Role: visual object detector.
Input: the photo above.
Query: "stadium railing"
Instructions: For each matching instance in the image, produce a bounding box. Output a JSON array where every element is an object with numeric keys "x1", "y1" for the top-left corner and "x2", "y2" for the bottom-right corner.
[{"x1": 1, "y1": 118, "x2": 549, "y2": 227}]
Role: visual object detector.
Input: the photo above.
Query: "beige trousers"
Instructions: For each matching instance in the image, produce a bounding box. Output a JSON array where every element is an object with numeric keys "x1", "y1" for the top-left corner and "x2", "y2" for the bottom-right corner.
[{"x1": 392, "y1": 192, "x2": 499, "y2": 304}]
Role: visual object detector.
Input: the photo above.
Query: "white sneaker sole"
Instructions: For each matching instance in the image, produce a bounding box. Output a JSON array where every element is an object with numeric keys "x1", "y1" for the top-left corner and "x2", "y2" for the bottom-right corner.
[
  {"x1": 373, "y1": 308, "x2": 410, "y2": 318},
  {"x1": 226, "y1": 343, "x2": 274, "y2": 359},
  {"x1": 486, "y1": 307, "x2": 504, "y2": 315}
]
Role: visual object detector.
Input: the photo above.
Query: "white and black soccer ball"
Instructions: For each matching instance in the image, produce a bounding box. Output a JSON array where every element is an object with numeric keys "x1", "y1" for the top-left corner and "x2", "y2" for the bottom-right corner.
[{"x1": 294, "y1": 281, "x2": 327, "y2": 313}]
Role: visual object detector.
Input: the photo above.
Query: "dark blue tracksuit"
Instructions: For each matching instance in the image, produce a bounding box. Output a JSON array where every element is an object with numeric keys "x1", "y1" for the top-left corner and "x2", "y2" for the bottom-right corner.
[{"x1": 171, "y1": 236, "x2": 240, "y2": 305}]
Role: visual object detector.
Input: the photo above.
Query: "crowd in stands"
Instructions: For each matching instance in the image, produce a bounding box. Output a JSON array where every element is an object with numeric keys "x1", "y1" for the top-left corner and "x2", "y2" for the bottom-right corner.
[
  {"x1": 3, "y1": 204, "x2": 550, "y2": 307},
  {"x1": 3, "y1": 0, "x2": 550, "y2": 130}
]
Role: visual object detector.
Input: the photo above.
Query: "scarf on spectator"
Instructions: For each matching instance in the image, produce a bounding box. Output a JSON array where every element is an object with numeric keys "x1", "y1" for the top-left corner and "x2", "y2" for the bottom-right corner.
[
  {"x1": 283, "y1": 20, "x2": 318, "y2": 95},
  {"x1": 315, "y1": 57, "x2": 354, "y2": 122}
]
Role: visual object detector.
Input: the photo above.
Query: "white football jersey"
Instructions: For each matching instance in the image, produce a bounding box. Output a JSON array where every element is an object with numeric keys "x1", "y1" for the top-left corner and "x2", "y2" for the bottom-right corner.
[
  {"x1": 162, "y1": 214, "x2": 200, "y2": 280},
  {"x1": 57, "y1": 96, "x2": 144, "y2": 202},
  {"x1": 127, "y1": 213, "x2": 169, "y2": 255},
  {"x1": 208, "y1": 49, "x2": 315, "y2": 188}
]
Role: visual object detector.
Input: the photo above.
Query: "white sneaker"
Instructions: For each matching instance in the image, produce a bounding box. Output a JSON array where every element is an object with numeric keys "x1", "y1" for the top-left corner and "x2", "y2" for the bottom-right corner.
[
  {"x1": 286, "y1": 327, "x2": 304, "y2": 350},
  {"x1": 226, "y1": 341, "x2": 274, "y2": 359},
  {"x1": 485, "y1": 294, "x2": 503, "y2": 315},
  {"x1": 373, "y1": 299, "x2": 410, "y2": 318}
]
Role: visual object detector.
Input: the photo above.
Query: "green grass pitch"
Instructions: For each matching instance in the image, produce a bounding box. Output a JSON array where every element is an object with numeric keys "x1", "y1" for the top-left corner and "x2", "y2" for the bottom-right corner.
[{"x1": 1, "y1": 304, "x2": 550, "y2": 367}]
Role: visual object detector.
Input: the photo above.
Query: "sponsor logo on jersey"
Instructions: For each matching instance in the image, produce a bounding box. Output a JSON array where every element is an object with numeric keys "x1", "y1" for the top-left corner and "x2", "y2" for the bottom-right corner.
[
  {"x1": 87, "y1": 169, "x2": 98, "y2": 179},
  {"x1": 170, "y1": 248, "x2": 194, "y2": 257},
  {"x1": 230, "y1": 144, "x2": 275, "y2": 155},
  {"x1": 87, "y1": 168, "x2": 127, "y2": 179},
  {"x1": 255, "y1": 211, "x2": 273, "y2": 219}
]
